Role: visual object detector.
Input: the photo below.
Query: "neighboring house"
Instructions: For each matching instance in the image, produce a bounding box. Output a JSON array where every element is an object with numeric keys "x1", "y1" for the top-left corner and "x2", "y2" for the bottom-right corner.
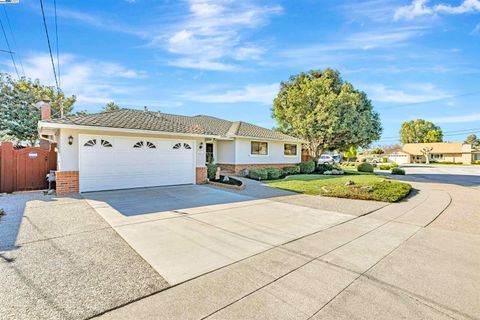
[
  {"x1": 38, "y1": 103, "x2": 302, "y2": 194},
  {"x1": 397, "y1": 142, "x2": 478, "y2": 164}
]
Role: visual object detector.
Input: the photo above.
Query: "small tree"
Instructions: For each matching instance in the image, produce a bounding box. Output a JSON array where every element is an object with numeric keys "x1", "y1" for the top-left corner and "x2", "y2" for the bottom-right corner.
[
  {"x1": 400, "y1": 119, "x2": 443, "y2": 144},
  {"x1": 103, "y1": 101, "x2": 120, "y2": 112},
  {"x1": 465, "y1": 134, "x2": 480, "y2": 148},
  {"x1": 272, "y1": 69, "x2": 382, "y2": 161},
  {"x1": 421, "y1": 146, "x2": 433, "y2": 164},
  {"x1": 343, "y1": 146, "x2": 357, "y2": 162},
  {"x1": 371, "y1": 148, "x2": 384, "y2": 155}
]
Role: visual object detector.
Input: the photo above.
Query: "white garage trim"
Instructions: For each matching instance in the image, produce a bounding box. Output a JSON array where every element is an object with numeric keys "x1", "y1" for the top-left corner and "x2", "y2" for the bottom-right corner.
[{"x1": 79, "y1": 134, "x2": 196, "y2": 192}]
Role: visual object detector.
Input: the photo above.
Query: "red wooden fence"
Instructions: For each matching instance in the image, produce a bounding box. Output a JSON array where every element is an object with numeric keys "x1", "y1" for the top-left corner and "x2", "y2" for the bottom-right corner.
[{"x1": 0, "y1": 142, "x2": 57, "y2": 193}]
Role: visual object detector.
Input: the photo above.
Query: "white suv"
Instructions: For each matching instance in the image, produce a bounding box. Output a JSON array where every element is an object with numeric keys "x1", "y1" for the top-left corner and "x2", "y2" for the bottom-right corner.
[{"x1": 318, "y1": 155, "x2": 338, "y2": 164}]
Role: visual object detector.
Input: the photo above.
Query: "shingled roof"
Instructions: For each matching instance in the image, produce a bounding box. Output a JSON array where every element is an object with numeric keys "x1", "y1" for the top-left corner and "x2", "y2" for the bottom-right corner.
[{"x1": 42, "y1": 108, "x2": 300, "y2": 141}]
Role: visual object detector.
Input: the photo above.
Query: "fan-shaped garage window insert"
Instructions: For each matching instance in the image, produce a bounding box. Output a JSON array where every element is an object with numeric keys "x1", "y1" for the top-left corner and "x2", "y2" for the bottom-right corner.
[
  {"x1": 133, "y1": 141, "x2": 144, "y2": 148},
  {"x1": 101, "y1": 139, "x2": 112, "y2": 147},
  {"x1": 183, "y1": 143, "x2": 191, "y2": 149},
  {"x1": 83, "y1": 139, "x2": 97, "y2": 147},
  {"x1": 146, "y1": 141, "x2": 156, "y2": 149},
  {"x1": 173, "y1": 143, "x2": 181, "y2": 149}
]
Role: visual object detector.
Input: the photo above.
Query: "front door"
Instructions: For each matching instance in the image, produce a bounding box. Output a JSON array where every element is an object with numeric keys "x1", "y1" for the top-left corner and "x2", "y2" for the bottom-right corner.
[{"x1": 206, "y1": 143, "x2": 214, "y2": 163}]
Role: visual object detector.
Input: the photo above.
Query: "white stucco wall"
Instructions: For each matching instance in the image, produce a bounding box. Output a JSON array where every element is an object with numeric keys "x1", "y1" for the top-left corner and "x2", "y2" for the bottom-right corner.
[
  {"x1": 216, "y1": 140, "x2": 235, "y2": 163},
  {"x1": 233, "y1": 138, "x2": 301, "y2": 164},
  {"x1": 57, "y1": 128, "x2": 206, "y2": 171}
]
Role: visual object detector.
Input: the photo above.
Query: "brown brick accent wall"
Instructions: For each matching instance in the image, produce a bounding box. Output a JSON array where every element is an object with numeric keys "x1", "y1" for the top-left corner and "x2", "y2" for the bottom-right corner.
[
  {"x1": 56, "y1": 171, "x2": 79, "y2": 195},
  {"x1": 196, "y1": 167, "x2": 207, "y2": 184},
  {"x1": 218, "y1": 163, "x2": 298, "y2": 175}
]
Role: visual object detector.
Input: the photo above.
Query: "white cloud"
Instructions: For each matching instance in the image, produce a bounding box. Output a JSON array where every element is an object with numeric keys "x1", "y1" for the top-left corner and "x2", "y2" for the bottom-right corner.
[
  {"x1": 364, "y1": 83, "x2": 450, "y2": 103},
  {"x1": 394, "y1": 0, "x2": 433, "y2": 20},
  {"x1": 1, "y1": 53, "x2": 147, "y2": 107},
  {"x1": 54, "y1": 8, "x2": 148, "y2": 37},
  {"x1": 435, "y1": 0, "x2": 480, "y2": 14},
  {"x1": 394, "y1": 0, "x2": 480, "y2": 20},
  {"x1": 151, "y1": 0, "x2": 282, "y2": 71},
  {"x1": 430, "y1": 113, "x2": 480, "y2": 123},
  {"x1": 182, "y1": 83, "x2": 279, "y2": 104}
]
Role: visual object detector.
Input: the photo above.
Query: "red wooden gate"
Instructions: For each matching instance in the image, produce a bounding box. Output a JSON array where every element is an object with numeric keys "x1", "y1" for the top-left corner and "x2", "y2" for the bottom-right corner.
[{"x1": 0, "y1": 142, "x2": 57, "y2": 193}]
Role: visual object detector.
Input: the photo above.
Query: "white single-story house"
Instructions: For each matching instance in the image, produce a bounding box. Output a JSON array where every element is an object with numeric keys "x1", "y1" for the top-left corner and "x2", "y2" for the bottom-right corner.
[{"x1": 38, "y1": 103, "x2": 302, "y2": 194}]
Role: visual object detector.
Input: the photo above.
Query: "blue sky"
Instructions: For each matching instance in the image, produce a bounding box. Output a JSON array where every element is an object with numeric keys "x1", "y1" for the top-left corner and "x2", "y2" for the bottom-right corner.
[{"x1": 1, "y1": 0, "x2": 479, "y2": 145}]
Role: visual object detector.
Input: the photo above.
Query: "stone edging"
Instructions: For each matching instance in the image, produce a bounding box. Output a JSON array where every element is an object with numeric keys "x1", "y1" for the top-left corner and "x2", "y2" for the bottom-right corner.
[{"x1": 207, "y1": 179, "x2": 245, "y2": 191}]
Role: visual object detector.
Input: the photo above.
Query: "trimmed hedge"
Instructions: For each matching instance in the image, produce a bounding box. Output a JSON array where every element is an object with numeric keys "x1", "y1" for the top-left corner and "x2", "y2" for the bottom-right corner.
[
  {"x1": 266, "y1": 168, "x2": 283, "y2": 180},
  {"x1": 316, "y1": 163, "x2": 335, "y2": 174},
  {"x1": 283, "y1": 166, "x2": 300, "y2": 175},
  {"x1": 391, "y1": 167, "x2": 405, "y2": 175},
  {"x1": 473, "y1": 160, "x2": 480, "y2": 165},
  {"x1": 207, "y1": 163, "x2": 218, "y2": 180},
  {"x1": 249, "y1": 168, "x2": 268, "y2": 180},
  {"x1": 390, "y1": 163, "x2": 399, "y2": 168},
  {"x1": 357, "y1": 162, "x2": 374, "y2": 173},
  {"x1": 299, "y1": 161, "x2": 315, "y2": 174}
]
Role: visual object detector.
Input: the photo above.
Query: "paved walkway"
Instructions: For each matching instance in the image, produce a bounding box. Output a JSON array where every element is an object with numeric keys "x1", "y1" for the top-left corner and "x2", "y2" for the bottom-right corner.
[
  {"x1": 96, "y1": 178, "x2": 480, "y2": 320},
  {"x1": 0, "y1": 193, "x2": 168, "y2": 320}
]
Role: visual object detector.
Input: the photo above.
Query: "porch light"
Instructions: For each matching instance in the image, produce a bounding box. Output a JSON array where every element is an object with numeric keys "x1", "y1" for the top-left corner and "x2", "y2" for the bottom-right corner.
[
  {"x1": 199, "y1": 142, "x2": 203, "y2": 150},
  {"x1": 68, "y1": 135, "x2": 74, "y2": 145}
]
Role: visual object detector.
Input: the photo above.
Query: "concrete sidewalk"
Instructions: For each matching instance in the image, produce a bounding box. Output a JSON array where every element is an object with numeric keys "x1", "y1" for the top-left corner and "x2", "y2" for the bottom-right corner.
[{"x1": 0, "y1": 193, "x2": 168, "y2": 320}]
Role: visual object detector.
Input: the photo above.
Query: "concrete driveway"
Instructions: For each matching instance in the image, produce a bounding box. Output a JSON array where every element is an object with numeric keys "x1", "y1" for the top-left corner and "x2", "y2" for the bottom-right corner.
[
  {"x1": 84, "y1": 184, "x2": 370, "y2": 284},
  {"x1": 95, "y1": 177, "x2": 480, "y2": 320}
]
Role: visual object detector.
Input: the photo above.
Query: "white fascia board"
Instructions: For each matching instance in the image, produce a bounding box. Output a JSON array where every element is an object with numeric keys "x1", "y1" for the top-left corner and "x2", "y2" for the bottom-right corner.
[
  {"x1": 230, "y1": 135, "x2": 305, "y2": 143},
  {"x1": 38, "y1": 121, "x2": 233, "y2": 140}
]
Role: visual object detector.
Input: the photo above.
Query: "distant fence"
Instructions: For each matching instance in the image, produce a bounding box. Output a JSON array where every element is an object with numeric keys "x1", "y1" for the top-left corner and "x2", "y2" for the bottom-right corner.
[{"x1": 0, "y1": 142, "x2": 57, "y2": 193}]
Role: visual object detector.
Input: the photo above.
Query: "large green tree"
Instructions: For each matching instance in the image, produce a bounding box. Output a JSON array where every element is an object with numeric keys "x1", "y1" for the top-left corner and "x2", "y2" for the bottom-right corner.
[
  {"x1": 399, "y1": 119, "x2": 443, "y2": 144},
  {"x1": 0, "y1": 73, "x2": 76, "y2": 146},
  {"x1": 272, "y1": 69, "x2": 382, "y2": 160}
]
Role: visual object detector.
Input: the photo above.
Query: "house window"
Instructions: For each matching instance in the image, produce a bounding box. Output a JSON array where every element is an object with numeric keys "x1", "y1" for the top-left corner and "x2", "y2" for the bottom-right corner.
[
  {"x1": 101, "y1": 139, "x2": 112, "y2": 147},
  {"x1": 173, "y1": 143, "x2": 181, "y2": 149},
  {"x1": 251, "y1": 141, "x2": 268, "y2": 155},
  {"x1": 83, "y1": 139, "x2": 97, "y2": 147},
  {"x1": 183, "y1": 143, "x2": 192, "y2": 149},
  {"x1": 284, "y1": 144, "x2": 297, "y2": 156},
  {"x1": 146, "y1": 141, "x2": 156, "y2": 149},
  {"x1": 133, "y1": 141, "x2": 144, "y2": 148}
]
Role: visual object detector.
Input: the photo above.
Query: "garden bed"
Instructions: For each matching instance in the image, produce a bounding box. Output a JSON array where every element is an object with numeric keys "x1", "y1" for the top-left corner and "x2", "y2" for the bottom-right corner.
[
  {"x1": 266, "y1": 173, "x2": 412, "y2": 202},
  {"x1": 208, "y1": 175, "x2": 245, "y2": 190}
]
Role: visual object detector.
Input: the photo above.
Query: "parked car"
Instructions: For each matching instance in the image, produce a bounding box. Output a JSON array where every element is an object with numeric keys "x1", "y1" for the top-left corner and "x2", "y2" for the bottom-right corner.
[
  {"x1": 318, "y1": 154, "x2": 339, "y2": 164},
  {"x1": 369, "y1": 158, "x2": 381, "y2": 164}
]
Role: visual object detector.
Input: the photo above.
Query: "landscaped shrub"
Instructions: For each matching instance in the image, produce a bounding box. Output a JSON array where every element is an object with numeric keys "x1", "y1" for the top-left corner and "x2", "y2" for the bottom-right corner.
[
  {"x1": 249, "y1": 168, "x2": 268, "y2": 180},
  {"x1": 316, "y1": 163, "x2": 334, "y2": 174},
  {"x1": 379, "y1": 164, "x2": 391, "y2": 170},
  {"x1": 283, "y1": 166, "x2": 300, "y2": 175},
  {"x1": 361, "y1": 158, "x2": 367, "y2": 163},
  {"x1": 390, "y1": 163, "x2": 399, "y2": 168},
  {"x1": 266, "y1": 168, "x2": 283, "y2": 180},
  {"x1": 391, "y1": 167, "x2": 405, "y2": 175},
  {"x1": 207, "y1": 163, "x2": 218, "y2": 180},
  {"x1": 473, "y1": 160, "x2": 480, "y2": 165},
  {"x1": 299, "y1": 161, "x2": 315, "y2": 174},
  {"x1": 357, "y1": 162, "x2": 374, "y2": 173}
]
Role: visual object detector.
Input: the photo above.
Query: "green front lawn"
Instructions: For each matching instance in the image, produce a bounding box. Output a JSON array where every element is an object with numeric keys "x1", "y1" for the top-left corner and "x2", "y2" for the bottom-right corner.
[{"x1": 266, "y1": 173, "x2": 412, "y2": 202}]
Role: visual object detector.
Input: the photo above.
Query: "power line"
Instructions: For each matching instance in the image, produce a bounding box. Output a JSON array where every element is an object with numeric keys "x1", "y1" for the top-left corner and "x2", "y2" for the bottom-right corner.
[
  {"x1": 39, "y1": 0, "x2": 59, "y2": 91},
  {"x1": 0, "y1": 14, "x2": 19, "y2": 78},
  {"x1": 381, "y1": 127, "x2": 480, "y2": 140},
  {"x1": 379, "y1": 129, "x2": 480, "y2": 142},
  {"x1": 53, "y1": 0, "x2": 60, "y2": 88},
  {"x1": 2, "y1": 5, "x2": 24, "y2": 77}
]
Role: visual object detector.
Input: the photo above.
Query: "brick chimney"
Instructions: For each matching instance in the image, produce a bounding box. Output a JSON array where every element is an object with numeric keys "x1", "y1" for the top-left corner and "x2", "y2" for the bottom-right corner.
[{"x1": 41, "y1": 98, "x2": 51, "y2": 120}]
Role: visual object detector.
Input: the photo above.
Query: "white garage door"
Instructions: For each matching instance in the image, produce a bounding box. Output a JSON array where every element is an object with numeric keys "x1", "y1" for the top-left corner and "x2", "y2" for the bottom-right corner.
[{"x1": 79, "y1": 135, "x2": 195, "y2": 192}]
